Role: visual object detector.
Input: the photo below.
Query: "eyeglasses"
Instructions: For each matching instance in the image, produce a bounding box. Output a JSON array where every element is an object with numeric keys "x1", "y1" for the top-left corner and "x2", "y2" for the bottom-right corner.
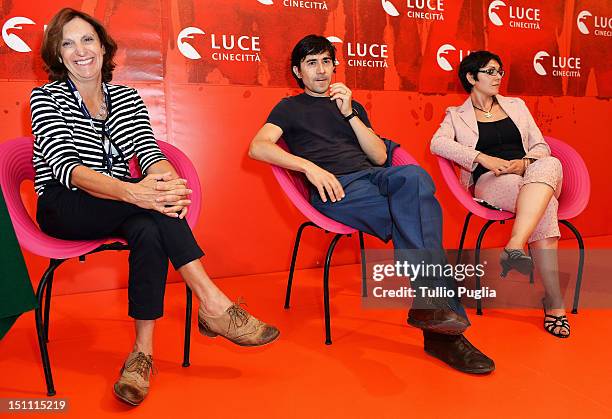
[{"x1": 478, "y1": 68, "x2": 505, "y2": 77}]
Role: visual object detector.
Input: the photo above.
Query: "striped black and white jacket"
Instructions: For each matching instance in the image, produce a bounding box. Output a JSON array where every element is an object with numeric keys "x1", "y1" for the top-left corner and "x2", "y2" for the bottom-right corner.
[{"x1": 30, "y1": 80, "x2": 167, "y2": 195}]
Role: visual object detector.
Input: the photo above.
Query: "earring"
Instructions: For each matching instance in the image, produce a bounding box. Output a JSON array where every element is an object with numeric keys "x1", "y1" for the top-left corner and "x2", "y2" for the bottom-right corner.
[{"x1": 58, "y1": 57, "x2": 63, "y2": 63}]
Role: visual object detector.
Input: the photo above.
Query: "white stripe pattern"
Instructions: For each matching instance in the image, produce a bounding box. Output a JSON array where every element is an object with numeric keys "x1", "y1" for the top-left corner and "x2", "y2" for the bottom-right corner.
[{"x1": 30, "y1": 80, "x2": 167, "y2": 195}]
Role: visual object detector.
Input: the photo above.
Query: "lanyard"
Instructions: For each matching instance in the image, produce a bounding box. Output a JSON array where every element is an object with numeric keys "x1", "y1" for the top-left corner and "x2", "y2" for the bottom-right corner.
[
  {"x1": 65, "y1": 76, "x2": 112, "y2": 128},
  {"x1": 65, "y1": 78, "x2": 124, "y2": 175}
]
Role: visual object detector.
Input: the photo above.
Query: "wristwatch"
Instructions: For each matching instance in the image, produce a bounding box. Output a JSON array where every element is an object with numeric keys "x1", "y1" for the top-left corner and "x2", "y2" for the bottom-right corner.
[{"x1": 343, "y1": 109, "x2": 358, "y2": 122}]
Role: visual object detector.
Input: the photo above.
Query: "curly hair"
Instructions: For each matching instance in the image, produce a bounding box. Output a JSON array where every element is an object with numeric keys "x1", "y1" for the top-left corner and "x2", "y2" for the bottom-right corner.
[{"x1": 41, "y1": 8, "x2": 117, "y2": 82}]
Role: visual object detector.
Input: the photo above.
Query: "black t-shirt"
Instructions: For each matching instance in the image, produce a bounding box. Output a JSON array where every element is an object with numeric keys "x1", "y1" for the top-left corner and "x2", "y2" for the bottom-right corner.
[
  {"x1": 266, "y1": 93, "x2": 375, "y2": 175},
  {"x1": 473, "y1": 117, "x2": 526, "y2": 184}
]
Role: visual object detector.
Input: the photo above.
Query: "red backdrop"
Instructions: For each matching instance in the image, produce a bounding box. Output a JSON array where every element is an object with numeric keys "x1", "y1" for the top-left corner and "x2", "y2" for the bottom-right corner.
[{"x1": 1, "y1": 0, "x2": 610, "y2": 295}]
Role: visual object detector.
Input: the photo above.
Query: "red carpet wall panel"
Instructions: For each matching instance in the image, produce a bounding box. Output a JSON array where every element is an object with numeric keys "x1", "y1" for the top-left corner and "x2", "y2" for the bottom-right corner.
[{"x1": 0, "y1": 0, "x2": 610, "y2": 294}]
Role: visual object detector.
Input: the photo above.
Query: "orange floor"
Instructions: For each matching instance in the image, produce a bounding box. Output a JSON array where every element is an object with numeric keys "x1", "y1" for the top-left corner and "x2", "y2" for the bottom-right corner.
[{"x1": 1, "y1": 260, "x2": 611, "y2": 418}]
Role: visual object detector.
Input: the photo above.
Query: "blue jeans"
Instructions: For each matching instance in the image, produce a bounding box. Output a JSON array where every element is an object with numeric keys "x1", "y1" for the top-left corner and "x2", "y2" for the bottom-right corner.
[{"x1": 311, "y1": 165, "x2": 467, "y2": 320}]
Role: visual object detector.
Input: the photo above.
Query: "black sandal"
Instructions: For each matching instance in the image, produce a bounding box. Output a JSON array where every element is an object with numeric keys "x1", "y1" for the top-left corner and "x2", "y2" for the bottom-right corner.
[
  {"x1": 542, "y1": 299, "x2": 570, "y2": 338},
  {"x1": 500, "y1": 248, "x2": 534, "y2": 278}
]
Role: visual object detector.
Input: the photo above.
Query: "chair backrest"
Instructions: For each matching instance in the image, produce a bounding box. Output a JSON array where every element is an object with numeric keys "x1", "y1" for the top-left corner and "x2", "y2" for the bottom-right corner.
[
  {"x1": 436, "y1": 136, "x2": 590, "y2": 222},
  {"x1": 270, "y1": 140, "x2": 354, "y2": 234},
  {"x1": 155, "y1": 141, "x2": 202, "y2": 227},
  {"x1": 544, "y1": 136, "x2": 590, "y2": 220},
  {"x1": 436, "y1": 155, "x2": 515, "y2": 221},
  {"x1": 390, "y1": 146, "x2": 418, "y2": 167},
  {"x1": 270, "y1": 139, "x2": 419, "y2": 234},
  {"x1": 0, "y1": 137, "x2": 103, "y2": 258},
  {"x1": 0, "y1": 136, "x2": 201, "y2": 259}
]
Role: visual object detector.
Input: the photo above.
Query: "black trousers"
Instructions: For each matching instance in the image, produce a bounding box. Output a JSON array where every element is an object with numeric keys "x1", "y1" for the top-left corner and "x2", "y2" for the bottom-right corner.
[{"x1": 36, "y1": 184, "x2": 204, "y2": 320}]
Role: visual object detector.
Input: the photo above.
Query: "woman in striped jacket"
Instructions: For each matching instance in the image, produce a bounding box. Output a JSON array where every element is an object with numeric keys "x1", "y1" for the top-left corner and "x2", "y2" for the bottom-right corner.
[{"x1": 31, "y1": 8, "x2": 279, "y2": 406}]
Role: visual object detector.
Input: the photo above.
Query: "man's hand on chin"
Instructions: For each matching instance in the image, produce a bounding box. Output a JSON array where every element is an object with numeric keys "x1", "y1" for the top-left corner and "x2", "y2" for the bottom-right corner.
[{"x1": 329, "y1": 82, "x2": 353, "y2": 117}]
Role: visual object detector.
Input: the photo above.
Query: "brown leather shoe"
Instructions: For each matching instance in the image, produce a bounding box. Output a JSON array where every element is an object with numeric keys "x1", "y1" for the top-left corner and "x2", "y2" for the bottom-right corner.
[
  {"x1": 423, "y1": 331, "x2": 495, "y2": 374},
  {"x1": 198, "y1": 301, "x2": 280, "y2": 347},
  {"x1": 407, "y1": 297, "x2": 469, "y2": 335},
  {"x1": 113, "y1": 352, "x2": 154, "y2": 406}
]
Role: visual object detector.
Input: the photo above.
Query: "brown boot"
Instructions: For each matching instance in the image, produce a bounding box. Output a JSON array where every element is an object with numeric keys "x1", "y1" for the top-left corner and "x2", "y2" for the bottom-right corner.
[
  {"x1": 198, "y1": 301, "x2": 280, "y2": 347},
  {"x1": 113, "y1": 351, "x2": 154, "y2": 406},
  {"x1": 423, "y1": 331, "x2": 495, "y2": 374},
  {"x1": 407, "y1": 307, "x2": 469, "y2": 335}
]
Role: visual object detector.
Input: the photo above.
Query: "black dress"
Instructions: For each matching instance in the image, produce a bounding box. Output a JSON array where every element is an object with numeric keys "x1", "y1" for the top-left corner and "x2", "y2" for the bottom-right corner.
[{"x1": 473, "y1": 117, "x2": 526, "y2": 184}]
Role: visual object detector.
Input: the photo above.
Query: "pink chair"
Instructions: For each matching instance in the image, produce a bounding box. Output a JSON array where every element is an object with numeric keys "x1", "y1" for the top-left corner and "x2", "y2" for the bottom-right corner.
[
  {"x1": 436, "y1": 136, "x2": 590, "y2": 315},
  {"x1": 0, "y1": 136, "x2": 202, "y2": 396},
  {"x1": 271, "y1": 139, "x2": 418, "y2": 344}
]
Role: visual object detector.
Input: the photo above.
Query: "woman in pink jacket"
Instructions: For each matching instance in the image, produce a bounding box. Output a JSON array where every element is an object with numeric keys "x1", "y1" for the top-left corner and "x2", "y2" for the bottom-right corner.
[{"x1": 430, "y1": 51, "x2": 569, "y2": 338}]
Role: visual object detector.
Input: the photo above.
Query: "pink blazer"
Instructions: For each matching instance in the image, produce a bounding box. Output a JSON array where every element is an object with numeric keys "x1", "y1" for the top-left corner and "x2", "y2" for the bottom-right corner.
[{"x1": 430, "y1": 94, "x2": 551, "y2": 189}]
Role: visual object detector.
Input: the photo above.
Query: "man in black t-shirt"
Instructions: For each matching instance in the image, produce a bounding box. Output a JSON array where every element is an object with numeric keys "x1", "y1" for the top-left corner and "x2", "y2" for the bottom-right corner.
[
  {"x1": 266, "y1": 88, "x2": 376, "y2": 176},
  {"x1": 249, "y1": 35, "x2": 494, "y2": 374}
]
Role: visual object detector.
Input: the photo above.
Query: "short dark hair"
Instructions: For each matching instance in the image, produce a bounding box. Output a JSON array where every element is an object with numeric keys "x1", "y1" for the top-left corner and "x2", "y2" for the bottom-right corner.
[
  {"x1": 290, "y1": 34, "x2": 337, "y2": 88},
  {"x1": 458, "y1": 51, "x2": 503, "y2": 93},
  {"x1": 41, "y1": 8, "x2": 117, "y2": 82}
]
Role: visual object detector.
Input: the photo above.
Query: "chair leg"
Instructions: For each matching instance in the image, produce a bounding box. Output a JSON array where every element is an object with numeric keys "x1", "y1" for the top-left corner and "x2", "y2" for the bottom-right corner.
[
  {"x1": 285, "y1": 221, "x2": 316, "y2": 309},
  {"x1": 560, "y1": 220, "x2": 585, "y2": 314},
  {"x1": 35, "y1": 260, "x2": 63, "y2": 396},
  {"x1": 43, "y1": 260, "x2": 60, "y2": 343},
  {"x1": 527, "y1": 245, "x2": 535, "y2": 284},
  {"x1": 475, "y1": 220, "x2": 497, "y2": 316},
  {"x1": 183, "y1": 285, "x2": 192, "y2": 367},
  {"x1": 456, "y1": 213, "x2": 473, "y2": 265},
  {"x1": 359, "y1": 231, "x2": 367, "y2": 297},
  {"x1": 323, "y1": 234, "x2": 344, "y2": 346}
]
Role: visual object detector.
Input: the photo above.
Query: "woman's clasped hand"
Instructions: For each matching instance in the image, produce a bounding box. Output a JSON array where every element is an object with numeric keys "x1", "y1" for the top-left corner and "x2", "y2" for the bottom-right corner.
[
  {"x1": 125, "y1": 172, "x2": 192, "y2": 219},
  {"x1": 475, "y1": 154, "x2": 526, "y2": 176}
]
